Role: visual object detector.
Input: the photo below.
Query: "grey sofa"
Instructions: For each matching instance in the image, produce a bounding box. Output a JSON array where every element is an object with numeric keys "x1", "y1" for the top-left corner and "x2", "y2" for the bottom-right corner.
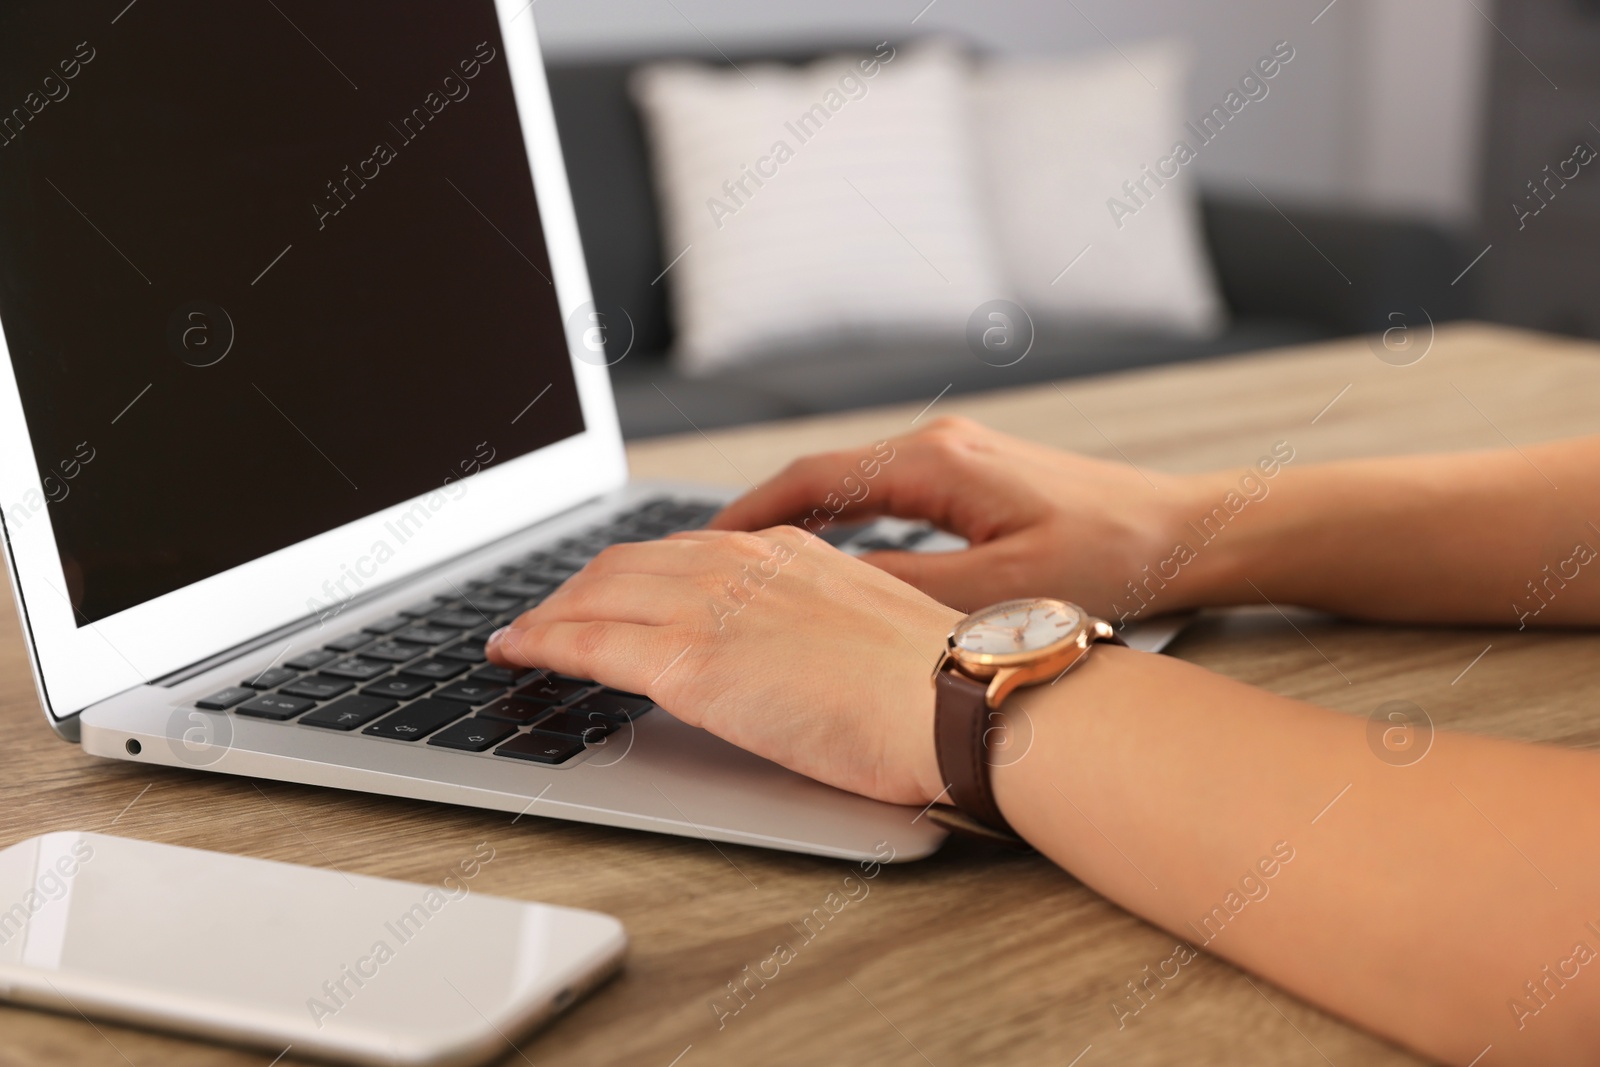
[{"x1": 545, "y1": 52, "x2": 1475, "y2": 439}]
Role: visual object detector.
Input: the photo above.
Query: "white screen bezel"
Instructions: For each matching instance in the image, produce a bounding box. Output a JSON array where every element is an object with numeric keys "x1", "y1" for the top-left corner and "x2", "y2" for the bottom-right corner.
[{"x1": 0, "y1": 1, "x2": 628, "y2": 724}]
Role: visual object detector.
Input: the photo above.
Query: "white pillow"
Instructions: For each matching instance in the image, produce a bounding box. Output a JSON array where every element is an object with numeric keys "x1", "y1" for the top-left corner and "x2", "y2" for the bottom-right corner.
[
  {"x1": 969, "y1": 42, "x2": 1226, "y2": 336},
  {"x1": 631, "y1": 42, "x2": 1005, "y2": 376}
]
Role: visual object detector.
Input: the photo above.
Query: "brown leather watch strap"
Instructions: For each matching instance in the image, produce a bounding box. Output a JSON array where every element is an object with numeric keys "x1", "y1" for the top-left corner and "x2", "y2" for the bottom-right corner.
[
  {"x1": 933, "y1": 626, "x2": 1126, "y2": 842},
  {"x1": 933, "y1": 668, "x2": 1015, "y2": 838}
]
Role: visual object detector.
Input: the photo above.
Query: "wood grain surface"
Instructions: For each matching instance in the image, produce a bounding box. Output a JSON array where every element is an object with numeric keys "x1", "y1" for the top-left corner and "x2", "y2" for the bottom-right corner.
[{"x1": 3, "y1": 323, "x2": 1598, "y2": 1067}]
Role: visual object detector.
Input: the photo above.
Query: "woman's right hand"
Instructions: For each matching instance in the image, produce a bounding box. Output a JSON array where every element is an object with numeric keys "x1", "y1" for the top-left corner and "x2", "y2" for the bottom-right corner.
[{"x1": 709, "y1": 416, "x2": 1210, "y2": 622}]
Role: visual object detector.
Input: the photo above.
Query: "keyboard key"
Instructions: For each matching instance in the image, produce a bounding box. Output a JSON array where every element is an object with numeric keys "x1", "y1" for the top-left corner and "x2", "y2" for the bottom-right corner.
[
  {"x1": 324, "y1": 632, "x2": 375, "y2": 653},
  {"x1": 674, "y1": 503, "x2": 720, "y2": 527},
  {"x1": 320, "y1": 657, "x2": 391, "y2": 682},
  {"x1": 301, "y1": 695, "x2": 397, "y2": 731},
  {"x1": 195, "y1": 686, "x2": 255, "y2": 710},
  {"x1": 363, "y1": 698, "x2": 467, "y2": 741},
  {"x1": 241, "y1": 666, "x2": 298, "y2": 690},
  {"x1": 280, "y1": 675, "x2": 355, "y2": 700},
  {"x1": 471, "y1": 665, "x2": 529, "y2": 685},
  {"x1": 432, "y1": 680, "x2": 505, "y2": 704},
  {"x1": 400, "y1": 658, "x2": 469, "y2": 681},
  {"x1": 394, "y1": 625, "x2": 457, "y2": 646},
  {"x1": 568, "y1": 690, "x2": 654, "y2": 721},
  {"x1": 477, "y1": 698, "x2": 551, "y2": 726},
  {"x1": 236, "y1": 694, "x2": 315, "y2": 720},
  {"x1": 493, "y1": 580, "x2": 552, "y2": 600},
  {"x1": 630, "y1": 521, "x2": 679, "y2": 538},
  {"x1": 514, "y1": 677, "x2": 591, "y2": 705},
  {"x1": 284, "y1": 648, "x2": 339, "y2": 671},
  {"x1": 562, "y1": 534, "x2": 610, "y2": 552},
  {"x1": 468, "y1": 622, "x2": 506, "y2": 641},
  {"x1": 436, "y1": 641, "x2": 487, "y2": 664},
  {"x1": 458, "y1": 593, "x2": 519, "y2": 614},
  {"x1": 362, "y1": 614, "x2": 413, "y2": 635},
  {"x1": 495, "y1": 732, "x2": 585, "y2": 765},
  {"x1": 362, "y1": 676, "x2": 435, "y2": 700},
  {"x1": 428, "y1": 717, "x2": 517, "y2": 752},
  {"x1": 531, "y1": 710, "x2": 618, "y2": 743},
  {"x1": 359, "y1": 640, "x2": 426, "y2": 664},
  {"x1": 520, "y1": 565, "x2": 575, "y2": 585},
  {"x1": 428, "y1": 609, "x2": 488, "y2": 629}
]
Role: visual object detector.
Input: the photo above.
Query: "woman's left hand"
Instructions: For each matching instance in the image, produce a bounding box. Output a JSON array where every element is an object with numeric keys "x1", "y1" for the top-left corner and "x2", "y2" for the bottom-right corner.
[{"x1": 486, "y1": 526, "x2": 961, "y2": 806}]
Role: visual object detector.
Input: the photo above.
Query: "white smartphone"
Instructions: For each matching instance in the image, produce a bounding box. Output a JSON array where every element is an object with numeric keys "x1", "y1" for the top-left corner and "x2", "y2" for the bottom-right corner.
[{"x1": 0, "y1": 832, "x2": 626, "y2": 1066}]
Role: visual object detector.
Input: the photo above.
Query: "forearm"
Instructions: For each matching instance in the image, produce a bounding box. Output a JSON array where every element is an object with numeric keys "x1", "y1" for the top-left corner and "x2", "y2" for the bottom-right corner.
[
  {"x1": 1171, "y1": 436, "x2": 1600, "y2": 626},
  {"x1": 994, "y1": 646, "x2": 1600, "y2": 1064}
]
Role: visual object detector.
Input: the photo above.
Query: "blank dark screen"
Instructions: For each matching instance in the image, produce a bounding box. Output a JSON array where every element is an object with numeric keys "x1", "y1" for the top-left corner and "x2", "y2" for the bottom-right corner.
[{"x1": 0, "y1": 1, "x2": 584, "y2": 624}]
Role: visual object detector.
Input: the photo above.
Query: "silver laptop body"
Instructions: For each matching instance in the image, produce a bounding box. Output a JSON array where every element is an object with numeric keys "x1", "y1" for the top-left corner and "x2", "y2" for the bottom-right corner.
[
  {"x1": 74, "y1": 481, "x2": 959, "y2": 862},
  {"x1": 0, "y1": 2, "x2": 1180, "y2": 864},
  {"x1": 0, "y1": 1, "x2": 959, "y2": 863}
]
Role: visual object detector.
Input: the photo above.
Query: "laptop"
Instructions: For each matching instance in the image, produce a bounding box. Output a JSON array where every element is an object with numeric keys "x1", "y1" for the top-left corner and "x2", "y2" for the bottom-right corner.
[{"x1": 0, "y1": 2, "x2": 1181, "y2": 863}]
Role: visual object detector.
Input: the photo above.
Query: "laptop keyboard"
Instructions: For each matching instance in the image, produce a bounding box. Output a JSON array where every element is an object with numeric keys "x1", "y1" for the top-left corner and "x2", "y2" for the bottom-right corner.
[{"x1": 192, "y1": 497, "x2": 720, "y2": 766}]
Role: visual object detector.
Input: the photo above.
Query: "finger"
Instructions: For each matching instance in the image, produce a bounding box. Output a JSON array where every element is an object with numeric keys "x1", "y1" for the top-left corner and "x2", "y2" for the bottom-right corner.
[
  {"x1": 858, "y1": 543, "x2": 1017, "y2": 613},
  {"x1": 708, "y1": 450, "x2": 874, "y2": 531},
  {"x1": 711, "y1": 436, "x2": 980, "y2": 537},
  {"x1": 487, "y1": 618, "x2": 676, "y2": 697}
]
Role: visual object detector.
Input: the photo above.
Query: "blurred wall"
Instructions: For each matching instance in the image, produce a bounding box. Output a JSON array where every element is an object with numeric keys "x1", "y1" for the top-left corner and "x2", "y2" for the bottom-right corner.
[{"x1": 530, "y1": 0, "x2": 1491, "y2": 230}]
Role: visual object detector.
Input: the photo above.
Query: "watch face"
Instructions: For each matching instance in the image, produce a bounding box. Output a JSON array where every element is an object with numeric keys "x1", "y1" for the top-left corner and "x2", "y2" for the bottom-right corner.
[{"x1": 952, "y1": 598, "x2": 1082, "y2": 657}]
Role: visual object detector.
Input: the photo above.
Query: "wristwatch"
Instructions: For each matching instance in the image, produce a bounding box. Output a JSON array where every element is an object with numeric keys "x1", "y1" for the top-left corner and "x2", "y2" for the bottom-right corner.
[{"x1": 929, "y1": 597, "x2": 1123, "y2": 843}]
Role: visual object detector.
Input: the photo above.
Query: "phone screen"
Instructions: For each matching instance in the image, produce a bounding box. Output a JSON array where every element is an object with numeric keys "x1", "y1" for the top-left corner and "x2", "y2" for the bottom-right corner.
[{"x1": 0, "y1": 833, "x2": 624, "y2": 1064}]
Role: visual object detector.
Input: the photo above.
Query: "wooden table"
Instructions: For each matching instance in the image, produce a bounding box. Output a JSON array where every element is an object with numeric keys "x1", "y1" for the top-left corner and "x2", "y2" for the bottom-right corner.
[{"x1": 4, "y1": 322, "x2": 1599, "y2": 1066}]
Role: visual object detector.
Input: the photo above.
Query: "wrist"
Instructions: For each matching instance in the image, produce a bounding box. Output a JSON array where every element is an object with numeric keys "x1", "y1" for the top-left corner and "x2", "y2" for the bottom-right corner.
[
  {"x1": 928, "y1": 601, "x2": 1123, "y2": 837},
  {"x1": 1148, "y1": 467, "x2": 1292, "y2": 613},
  {"x1": 903, "y1": 605, "x2": 965, "y2": 809},
  {"x1": 913, "y1": 679, "x2": 949, "y2": 809},
  {"x1": 1110, "y1": 471, "x2": 1242, "y2": 619},
  {"x1": 989, "y1": 642, "x2": 1131, "y2": 841}
]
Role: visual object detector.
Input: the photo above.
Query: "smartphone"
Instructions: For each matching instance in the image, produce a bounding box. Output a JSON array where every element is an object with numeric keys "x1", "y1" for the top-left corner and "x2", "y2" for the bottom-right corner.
[{"x1": 0, "y1": 832, "x2": 626, "y2": 1066}]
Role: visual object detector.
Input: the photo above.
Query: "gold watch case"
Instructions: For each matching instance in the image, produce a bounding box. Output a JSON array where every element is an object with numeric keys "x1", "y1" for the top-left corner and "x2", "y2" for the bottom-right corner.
[{"x1": 931, "y1": 597, "x2": 1115, "y2": 708}]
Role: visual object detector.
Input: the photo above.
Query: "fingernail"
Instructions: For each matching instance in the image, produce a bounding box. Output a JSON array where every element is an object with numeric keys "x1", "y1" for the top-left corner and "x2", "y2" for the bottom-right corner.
[{"x1": 487, "y1": 626, "x2": 509, "y2": 647}]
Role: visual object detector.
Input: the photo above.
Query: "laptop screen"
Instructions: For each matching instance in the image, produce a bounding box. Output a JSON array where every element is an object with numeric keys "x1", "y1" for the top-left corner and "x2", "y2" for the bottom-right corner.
[{"x1": 0, "y1": 2, "x2": 585, "y2": 625}]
